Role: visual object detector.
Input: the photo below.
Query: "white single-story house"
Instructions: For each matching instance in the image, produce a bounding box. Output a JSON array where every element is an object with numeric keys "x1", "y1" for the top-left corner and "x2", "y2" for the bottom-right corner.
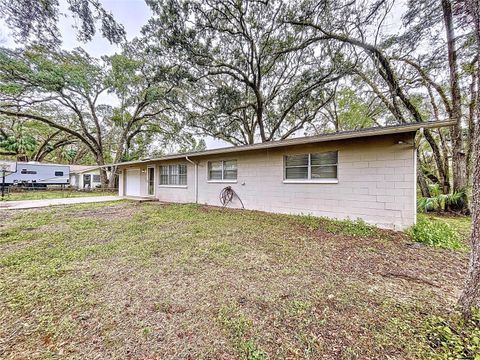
[
  {"x1": 69, "y1": 165, "x2": 102, "y2": 189},
  {"x1": 114, "y1": 121, "x2": 454, "y2": 230}
]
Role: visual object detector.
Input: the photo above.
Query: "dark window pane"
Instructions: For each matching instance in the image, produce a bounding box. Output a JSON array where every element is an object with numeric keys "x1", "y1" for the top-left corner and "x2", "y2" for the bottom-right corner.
[
  {"x1": 93, "y1": 175, "x2": 100, "y2": 182},
  {"x1": 311, "y1": 151, "x2": 338, "y2": 166},
  {"x1": 160, "y1": 175, "x2": 168, "y2": 185},
  {"x1": 55, "y1": 171, "x2": 63, "y2": 176},
  {"x1": 285, "y1": 167, "x2": 308, "y2": 179},
  {"x1": 169, "y1": 165, "x2": 179, "y2": 176},
  {"x1": 311, "y1": 165, "x2": 337, "y2": 179},
  {"x1": 285, "y1": 154, "x2": 308, "y2": 167},
  {"x1": 179, "y1": 174, "x2": 187, "y2": 185},
  {"x1": 178, "y1": 164, "x2": 187, "y2": 185},
  {"x1": 223, "y1": 160, "x2": 237, "y2": 171},
  {"x1": 209, "y1": 161, "x2": 222, "y2": 171},
  {"x1": 169, "y1": 165, "x2": 179, "y2": 185},
  {"x1": 179, "y1": 164, "x2": 187, "y2": 175},
  {"x1": 223, "y1": 160, "x2": 237, "y2": 179},
  {"x1": 209, "y1": 170, "x2": 223, "y2": 180},
  {"x1": 224, "y1": 170, "x2": 237, "y2": 180},
  {"x1": 209, "y1": 161, "x2": 223, "y2": 180},
  {"x1": 159, "y1": 166, "x2": 168, "y2": 185}
]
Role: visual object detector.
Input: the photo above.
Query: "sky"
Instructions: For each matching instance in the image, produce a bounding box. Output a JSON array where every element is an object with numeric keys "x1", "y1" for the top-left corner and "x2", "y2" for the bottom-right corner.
[
  {"x1": 0, "y1": 0, "x2": 409, "y2": 151},
  {"x1": 0, "y1": 0, "x2": 151, "y2": 57},
  {"x1": 0, "y1": 0, "x2": 229, "y2": 150}
]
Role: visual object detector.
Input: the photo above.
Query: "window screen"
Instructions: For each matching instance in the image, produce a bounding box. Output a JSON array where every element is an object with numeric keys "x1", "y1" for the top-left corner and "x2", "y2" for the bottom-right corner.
[
  {"x1": 311, "y1": 152, "x2": 338, "y2": 179},
  {"x1": 159, "y1": 164, "x2": 187, "y2": 185},
  {"x1": 285, "y1": 154, "x2": 308, "y2": 179},
  {"x1": 285, "y1": 151, "x2": 338, "y2": 180},
  {"x1": 179, "y1": 164, "x2": 187, "y2": 185},
  {"x1": 208, "y1": 160, "x2": 237, "y2": 181},
  {"x1": 160, "y1": 165, "x2": 169, "y2": 185},
  {"x1": 208, "y1": 161, "x2": 223, "y2": 180}
]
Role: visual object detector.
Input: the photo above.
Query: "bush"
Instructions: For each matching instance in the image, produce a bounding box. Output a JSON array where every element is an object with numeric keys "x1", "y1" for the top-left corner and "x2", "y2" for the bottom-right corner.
[
  {"x1": 421, "y1": 311, "x2": 480, "y2": 359},
  {"x1": 417, "y1": 185, "x2": 466, "y2": 213},
  {"x1": 408, "y1": 215, "x2": 464, "y2": 250}
]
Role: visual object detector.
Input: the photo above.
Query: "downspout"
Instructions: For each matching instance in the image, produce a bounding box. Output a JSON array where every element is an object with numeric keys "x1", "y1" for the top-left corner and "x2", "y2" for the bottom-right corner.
[{"x1": 185, "y1": 156, "x2": 198, "y2": 204}]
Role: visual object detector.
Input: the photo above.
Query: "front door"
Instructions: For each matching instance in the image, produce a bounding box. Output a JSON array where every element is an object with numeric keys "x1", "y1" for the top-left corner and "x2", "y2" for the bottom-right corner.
[{"x1": 147, "y1": 167, "x2": 155, "y2": 196}]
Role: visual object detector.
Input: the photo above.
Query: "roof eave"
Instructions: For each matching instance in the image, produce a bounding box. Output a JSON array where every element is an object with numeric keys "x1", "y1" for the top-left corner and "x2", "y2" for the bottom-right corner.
[{"x1": 112, "y1": 120, "x2": 456, "y2": 167}]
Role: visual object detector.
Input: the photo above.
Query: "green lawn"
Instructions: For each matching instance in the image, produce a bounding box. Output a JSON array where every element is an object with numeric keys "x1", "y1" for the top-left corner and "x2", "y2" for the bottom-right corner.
[
  {"x1": 423, "y1": 213, "x2": 473, "y2": 240},
  {"x1": 0, "y1": 202, "x2": 472, "y2": 359},
  {"x1": 1, "y1": 189, "x2": 115, "y2": 201}
]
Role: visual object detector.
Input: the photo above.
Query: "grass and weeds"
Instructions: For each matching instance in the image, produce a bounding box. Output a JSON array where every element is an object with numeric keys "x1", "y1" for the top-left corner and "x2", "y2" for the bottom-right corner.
[
  {"x1": 420, "y1": 310, "x2": 480, "y2": 359},
  {"x1": 408, "y1": 214, "x2": 470, "y2": 250},
  {"x1": 0, "y1": 202, "x2": 471, "y2": 358},
  {"x1": 294, "y1": 215, "x2": 379, "y2": 237},
  {"x1": 218, "y1": 305, "x2": 267, "y2": 360},
  {"x1": 2, "y1": 189, "x2": 115, "y2": 201}
]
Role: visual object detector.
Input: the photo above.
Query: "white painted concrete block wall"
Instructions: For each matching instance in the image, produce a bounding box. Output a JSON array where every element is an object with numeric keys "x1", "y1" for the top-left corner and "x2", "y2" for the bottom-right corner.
[
  {"x1": 119, "y1": 133, "x2": 416, "y2": 230},
  {"x1": 193, "y1": 134, "x2": 416, "y2": 230}
]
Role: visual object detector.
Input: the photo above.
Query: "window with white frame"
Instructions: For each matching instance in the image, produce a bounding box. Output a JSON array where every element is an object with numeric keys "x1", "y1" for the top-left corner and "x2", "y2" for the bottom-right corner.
[
  {"x1": 284, "y1": 151, "x2": 338, "y2": 180},
  {"x1": 159, "y1": 164, "x2": 187, "y2": 185},
  {"x1": 208, "y1": 160, "x2": 237, "y2": 181}
]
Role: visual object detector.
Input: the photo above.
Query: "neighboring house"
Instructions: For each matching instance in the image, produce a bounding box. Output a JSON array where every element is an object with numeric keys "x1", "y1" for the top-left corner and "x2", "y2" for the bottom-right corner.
[
  {"x1": 69, "y1": 165, "x2": 102, "y2": 189},
  {"x1": 115, "y1": 121, "x2": 454, "y2": 230},
  {"x1": 2, "y1": 161, "x2": 70, "y2": 186}
]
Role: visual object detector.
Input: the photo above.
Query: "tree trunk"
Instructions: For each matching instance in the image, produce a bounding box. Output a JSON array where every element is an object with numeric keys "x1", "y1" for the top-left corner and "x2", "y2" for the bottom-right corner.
[
  {"x1": 256, "y1": 97, "x2": 266, "y2": 142},
  {"x1": 108, "y1": 166, "x2": 118, "y2": 189},
  {"x1": 459, "y1": 110, "x2": 480, "y2": 317},
  {"x1": 424, "y1": 128, "x2": 450, "y2": 193},
  {"x1": 458, "y1": 0, "x2": 480, "y2": 318},
  {"x1": 100, "y1": 168, "x2": 109, "y2": 188},
  {"x1": 95, "y1": 153, "x2": 109, "y2": 188},
  {"x1": 467, "y1": 64, "x2": 477, "y2": 184},
  {"x1": 442, "y1": 0, "x2": 468, "y2": 195},
  {"x1": 417, "y1": 149, "x2": 432, "y2": 198},
  {"x1": 438, "y1": 130, "x2": 452, "y2": 193}
]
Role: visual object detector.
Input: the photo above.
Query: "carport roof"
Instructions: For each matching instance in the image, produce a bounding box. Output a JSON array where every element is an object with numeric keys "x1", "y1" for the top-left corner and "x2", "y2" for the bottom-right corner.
[
  {"x1": 112, "y1": 120, "x2": 456, "y2": 167},
  {"x1": 69, "y1": 165, "x2": 101, "y2": 174}
]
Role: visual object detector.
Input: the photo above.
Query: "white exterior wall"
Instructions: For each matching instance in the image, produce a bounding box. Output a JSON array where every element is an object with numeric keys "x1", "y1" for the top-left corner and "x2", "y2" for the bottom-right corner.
[
  {"x1": 70, "y1": 174, "x2": 79, "y2": 187},
  {"x1": 71, "y1": 170, "x2": 102, "y2": 188},
  {"x1": 118, "y1": 133, "x2": 416, "y2": 230}
]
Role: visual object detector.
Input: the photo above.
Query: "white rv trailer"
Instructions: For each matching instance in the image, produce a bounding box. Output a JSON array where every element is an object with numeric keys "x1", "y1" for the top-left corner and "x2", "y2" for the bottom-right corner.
[{"x1": 3, "y1": 162, "x2": 70, "y2": 187}]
